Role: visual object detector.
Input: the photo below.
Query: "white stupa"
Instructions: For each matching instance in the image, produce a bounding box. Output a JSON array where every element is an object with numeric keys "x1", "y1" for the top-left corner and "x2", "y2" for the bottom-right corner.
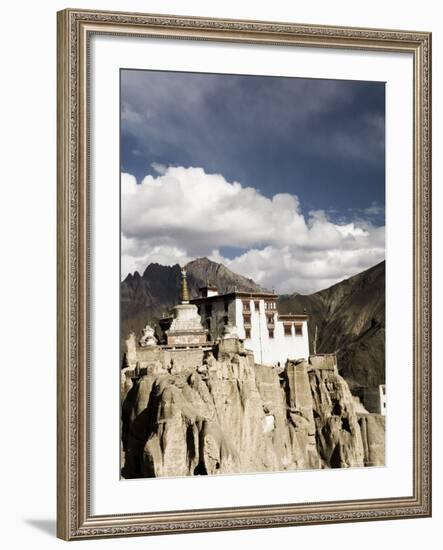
[{"x1": 165, "y1": 268, "x2": 208, "y2": 347}]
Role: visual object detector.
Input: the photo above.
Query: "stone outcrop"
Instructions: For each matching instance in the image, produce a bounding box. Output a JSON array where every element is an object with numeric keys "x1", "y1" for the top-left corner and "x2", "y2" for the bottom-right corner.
[{"x1": 121, "y1": 344, "x2": 380, "y2": 478}]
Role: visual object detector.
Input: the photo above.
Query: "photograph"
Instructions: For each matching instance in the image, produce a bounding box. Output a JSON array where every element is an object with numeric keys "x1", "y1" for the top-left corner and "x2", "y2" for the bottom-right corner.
[
  {"x1": 54, "y1": 7, "x2": 432, "y2": 540},
  {"x1": 119, "y1": 69, "x2": 387, "y2": 479},
  {"x1": 0, "y1": 0, "x2": 438, "y2": 545}
]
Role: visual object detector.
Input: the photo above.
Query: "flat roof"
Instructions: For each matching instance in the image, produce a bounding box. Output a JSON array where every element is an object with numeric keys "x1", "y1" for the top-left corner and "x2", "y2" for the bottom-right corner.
[
  {"x1": 190, "y1": 292, "x2": 308, "y2": 317},
  {"x1": 191, "y1": 290, "x2": 278, "y2": 303},
  {"x1": 279, "y1": 313, "x2": 309, "y2": 320}
]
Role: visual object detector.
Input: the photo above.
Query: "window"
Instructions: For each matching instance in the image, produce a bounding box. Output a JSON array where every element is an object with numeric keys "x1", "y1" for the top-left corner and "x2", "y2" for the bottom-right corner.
[
  {"x1": 294, "y1": 324, "x2": 303, "y2": 336},
  {"x1": 243, "y1": 313, "x2": 251, "y2": 325},
  {"x1": 284, "y1": 324, "x2": 292, "y2": 336},
  {"x1": 244, "y1": 327, "x2": 251, "y2": 339},
  {"x1": 224, "y1": 301, "x2": 229, "y2": 313},
  {"x1": 254, "y1": 300, "x2": 260, "y2": 311},
  {"x1": 205, "y1": 304, "x2": 212, "y2": 316},
  {"x1": 269, "y1": 328, "x2": 274, "y2": 339}
]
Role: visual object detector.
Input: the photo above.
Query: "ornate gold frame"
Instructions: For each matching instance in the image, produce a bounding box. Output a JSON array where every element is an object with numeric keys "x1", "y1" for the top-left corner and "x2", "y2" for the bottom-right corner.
[{"x1": 57, "y1": 8, "x2": 432, "y2": 540}]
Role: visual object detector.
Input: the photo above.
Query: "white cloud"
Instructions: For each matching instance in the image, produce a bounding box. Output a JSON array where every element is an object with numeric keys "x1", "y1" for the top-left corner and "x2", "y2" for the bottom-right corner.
[
  {"x1": 348, "y1": 201, "x2": 385, "y2": 219},
  {"x1": 121, "y1": 102, "x2": 144, "y2": 125},
  {"x1": 364, "y1": 201, "x2": 385, "y2": 216},
  {"x1": 121, "y1": 167, "x2": 385, "y2": 293},
  {"x1": 213, "y1": 244, "x2": 385, "y2": 294},
  {"x1": 121, "y1": 237, "x2": 191, "y2": 278},
  {"x1": 151, "y1": 162, "x2": 167, "y2": 175}
]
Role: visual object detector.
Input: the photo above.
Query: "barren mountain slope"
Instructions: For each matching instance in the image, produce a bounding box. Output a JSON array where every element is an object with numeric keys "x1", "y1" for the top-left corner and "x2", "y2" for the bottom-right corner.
[{"x1": 278, "y1": 261, "x2": 385, "y2": 389}]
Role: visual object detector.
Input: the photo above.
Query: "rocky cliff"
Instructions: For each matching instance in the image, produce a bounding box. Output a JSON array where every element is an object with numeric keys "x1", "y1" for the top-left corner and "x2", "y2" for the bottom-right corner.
[{"x1": 121, "y1": 341, "x2": 383, "y2": 478}]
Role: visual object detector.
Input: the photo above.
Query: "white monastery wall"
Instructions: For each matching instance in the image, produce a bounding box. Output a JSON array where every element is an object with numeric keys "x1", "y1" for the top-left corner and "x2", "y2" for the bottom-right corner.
[{"x1": 235, "y1": 298, "x2": 309, "y2": 366}]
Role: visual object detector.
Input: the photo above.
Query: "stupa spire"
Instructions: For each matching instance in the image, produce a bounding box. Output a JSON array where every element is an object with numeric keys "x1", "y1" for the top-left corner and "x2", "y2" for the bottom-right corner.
[{"x1": 180, "y1": 267, "x2": 190, "y2": 304}]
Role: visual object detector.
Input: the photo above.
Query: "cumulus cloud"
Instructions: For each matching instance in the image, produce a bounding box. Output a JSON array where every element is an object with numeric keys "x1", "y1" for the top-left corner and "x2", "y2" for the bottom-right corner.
[{"x1": 121, "y1": 166, "x2": 385, "y2": 294}]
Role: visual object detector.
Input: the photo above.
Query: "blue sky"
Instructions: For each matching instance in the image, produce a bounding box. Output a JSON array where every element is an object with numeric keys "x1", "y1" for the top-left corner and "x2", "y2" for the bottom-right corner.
[{"x1": 121, "y1": 69, "x2": 385, "y2": 293}]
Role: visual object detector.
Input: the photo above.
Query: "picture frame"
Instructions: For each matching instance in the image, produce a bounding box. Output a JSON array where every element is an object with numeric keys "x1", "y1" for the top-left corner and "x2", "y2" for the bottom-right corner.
[{"x1": 57, "y1": 8, "x2": 432, "y2": 540}]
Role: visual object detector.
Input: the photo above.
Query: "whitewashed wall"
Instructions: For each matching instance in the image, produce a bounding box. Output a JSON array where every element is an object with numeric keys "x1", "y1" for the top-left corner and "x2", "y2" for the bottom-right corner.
[{"x1": 235, "y1": 298, "x2": 309, "y2": 365}]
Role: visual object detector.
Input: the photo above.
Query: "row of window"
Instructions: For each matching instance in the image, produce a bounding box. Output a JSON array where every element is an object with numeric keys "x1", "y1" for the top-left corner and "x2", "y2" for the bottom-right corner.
[
  {"x1": 286, "y1": 324, "x2": 303, "y2": 336},
  {"x1": 243, "y1": 324, "x2": 303, "y2": 339},
  {"x1": 200, "y1": 300, "x2": 277, "y2": 317},
  {"x1": 244, "y1": 327, "x2": 273, "y2": 339},
  {"x1": 243, "y1": 313, "x2": 276, "y2": 326},
  {"x1": 242, "y1": 300, "x2": 277, "y2": 312}
]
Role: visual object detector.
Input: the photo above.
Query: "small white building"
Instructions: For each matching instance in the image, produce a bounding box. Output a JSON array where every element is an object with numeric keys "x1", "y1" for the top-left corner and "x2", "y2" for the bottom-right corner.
[
  {"x1": 191, "y1": 285, "x2": 309, "y2": 366},
  {"x1": 355, "y1": 384, "x2": 387, "y2": 416},
  {"x1": 379, "y1": 384, "x2": 387, "y2": 416}
]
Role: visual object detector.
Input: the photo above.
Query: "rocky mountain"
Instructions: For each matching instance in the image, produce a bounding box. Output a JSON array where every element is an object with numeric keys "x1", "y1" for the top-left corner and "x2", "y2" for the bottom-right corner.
[
  {"x1": 121, "y1": 341, "x2": 385, "y2": 478},
  {"x1": 120, "y1": 260, "x2": 386, "y2": 478},
  {"x1": 121, "y1": 257, "x2": 267, "y2": 344},
  {"x1": 278, "y1": 261, "x2": 385, "y2": 389}
]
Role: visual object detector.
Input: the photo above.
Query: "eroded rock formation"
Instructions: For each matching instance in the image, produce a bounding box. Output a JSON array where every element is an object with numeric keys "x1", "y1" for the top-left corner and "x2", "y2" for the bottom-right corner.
[{"x1": 121, "y1": 341, "x2": 384, "y2": 478}]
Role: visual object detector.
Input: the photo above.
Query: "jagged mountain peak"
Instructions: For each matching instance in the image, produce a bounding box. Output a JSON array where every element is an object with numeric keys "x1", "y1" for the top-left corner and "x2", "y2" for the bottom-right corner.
[
  {"x1": 185, "y1": 256, "x2": 212, "y2": 267},
  {"x1": 186, "y1": 256, "x2": 269, "y2": 294},
  {"x1": 123, "y1": 270, "x2": 141, "y2": 283},
  {"x1": 142, "y1": 262, "x2": 181, "y2": 279}
]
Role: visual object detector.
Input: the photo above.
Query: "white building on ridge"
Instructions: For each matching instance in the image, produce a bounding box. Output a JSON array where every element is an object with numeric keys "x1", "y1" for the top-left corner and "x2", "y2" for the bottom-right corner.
[{"x1": 191, "y1": 284, "x2": 310, "y2": 366}]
